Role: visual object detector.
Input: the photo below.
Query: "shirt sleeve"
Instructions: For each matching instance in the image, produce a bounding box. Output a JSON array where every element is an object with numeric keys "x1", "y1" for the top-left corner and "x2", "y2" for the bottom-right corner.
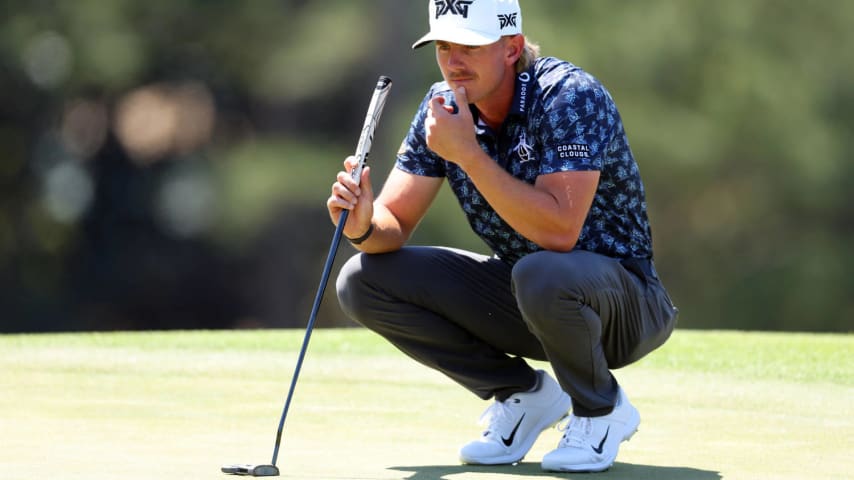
[
  {"x1": 537, "y1": 69, "x2": 619, "y2": 175},
  {"x1": 394, "y1": 85, "x2": 447, "y2": 178}
]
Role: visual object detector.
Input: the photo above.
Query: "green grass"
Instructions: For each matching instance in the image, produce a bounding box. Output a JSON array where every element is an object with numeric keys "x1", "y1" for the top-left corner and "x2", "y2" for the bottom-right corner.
[{"x1": 1, "y1": 329, "x2": 851, "y2": 479}]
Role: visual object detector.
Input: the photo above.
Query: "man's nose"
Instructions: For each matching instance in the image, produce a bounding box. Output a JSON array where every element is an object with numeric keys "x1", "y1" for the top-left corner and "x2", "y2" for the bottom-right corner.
[{"x1": 446, "y1": 48, "x2": 465, "y2": 68}]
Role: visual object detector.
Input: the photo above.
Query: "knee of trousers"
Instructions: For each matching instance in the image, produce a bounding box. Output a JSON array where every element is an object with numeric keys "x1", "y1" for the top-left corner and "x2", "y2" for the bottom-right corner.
[
  {"x1": 511, "y1": 251, "x2": 590, "y2": 333},
  {"x1": 335, "y1": 253, "x2": 375, "y2": 327}
]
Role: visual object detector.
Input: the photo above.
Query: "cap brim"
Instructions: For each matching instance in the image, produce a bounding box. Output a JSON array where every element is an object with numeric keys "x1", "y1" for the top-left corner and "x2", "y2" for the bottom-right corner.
[{"x1": 411, "y1": 28, "x2": 500, "y2": 49}]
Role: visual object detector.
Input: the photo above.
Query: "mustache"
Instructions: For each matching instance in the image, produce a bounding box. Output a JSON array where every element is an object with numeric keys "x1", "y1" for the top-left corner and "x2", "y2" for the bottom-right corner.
[{"x1": 447, "y1": 72, "x2": 476, "y2": 81}]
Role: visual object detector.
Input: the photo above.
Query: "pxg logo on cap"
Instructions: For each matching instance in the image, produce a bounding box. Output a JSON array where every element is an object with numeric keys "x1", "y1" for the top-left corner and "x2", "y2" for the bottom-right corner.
[
  {"x1": 434, "y1": 0, "x2": 474, "y2": 18},
  {"x1": 412, "y1": 0, "x2": 523, "y2": 49}
]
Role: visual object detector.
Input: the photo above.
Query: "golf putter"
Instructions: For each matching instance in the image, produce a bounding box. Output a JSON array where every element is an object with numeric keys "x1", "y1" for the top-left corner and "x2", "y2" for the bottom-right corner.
[{"x1": 222, "y1": 75, "x2": 392, "y2": 477}]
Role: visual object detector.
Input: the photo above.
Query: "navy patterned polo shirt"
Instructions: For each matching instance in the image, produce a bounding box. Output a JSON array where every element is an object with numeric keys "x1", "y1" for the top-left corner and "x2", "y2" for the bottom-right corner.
[{"x1": 396, "y1": 56, "x2": 653, "y2": 265}]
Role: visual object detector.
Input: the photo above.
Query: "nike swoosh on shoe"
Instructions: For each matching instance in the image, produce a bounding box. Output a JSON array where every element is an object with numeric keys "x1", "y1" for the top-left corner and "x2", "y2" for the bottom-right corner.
[
  {"x1": 501, "y1": 413, "x2": 526, "y2": 447},
  {"x1": 591, "y1": 426, "x2": 610, "y2": 454}
]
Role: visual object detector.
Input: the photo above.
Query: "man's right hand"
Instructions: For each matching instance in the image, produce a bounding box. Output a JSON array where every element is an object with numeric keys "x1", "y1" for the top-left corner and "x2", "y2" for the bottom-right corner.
[{"x1": 327, "y1": 155, "x2": 375, "y2": 239}]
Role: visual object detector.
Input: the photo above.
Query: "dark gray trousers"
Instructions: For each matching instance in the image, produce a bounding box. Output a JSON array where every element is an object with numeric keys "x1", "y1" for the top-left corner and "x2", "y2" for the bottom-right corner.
[{"x1": 335, "y1": 247, "x2": 678, "y2": 416}]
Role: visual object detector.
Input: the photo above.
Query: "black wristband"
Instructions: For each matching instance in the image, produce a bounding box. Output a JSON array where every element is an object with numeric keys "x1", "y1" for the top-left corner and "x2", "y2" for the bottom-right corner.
[{"x1": 346, "y1": 223, "x2": 374, "y2": 245}]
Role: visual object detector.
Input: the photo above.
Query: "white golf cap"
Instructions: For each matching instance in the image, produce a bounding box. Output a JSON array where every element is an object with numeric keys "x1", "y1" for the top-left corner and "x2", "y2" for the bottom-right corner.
[{"x1": 412, "y1": 0, "x2": 523, "y2": 49}]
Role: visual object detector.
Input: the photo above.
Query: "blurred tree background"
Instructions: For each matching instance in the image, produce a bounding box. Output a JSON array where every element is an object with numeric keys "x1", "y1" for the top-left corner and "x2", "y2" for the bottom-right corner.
[{"x1": 1, "y1": 0, "x2": 851, "y2": 333}]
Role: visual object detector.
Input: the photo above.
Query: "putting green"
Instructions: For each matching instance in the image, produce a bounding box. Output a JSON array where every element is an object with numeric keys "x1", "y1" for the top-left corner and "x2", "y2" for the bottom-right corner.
[{"x1": 0, "y1": 329, "x2": 850, "y2": 479}]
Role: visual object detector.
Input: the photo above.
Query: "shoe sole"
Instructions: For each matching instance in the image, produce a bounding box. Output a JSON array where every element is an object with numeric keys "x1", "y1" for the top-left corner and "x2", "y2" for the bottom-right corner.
[{"x1": 460, "y1": 394, "x2": 573, "y2": 465}]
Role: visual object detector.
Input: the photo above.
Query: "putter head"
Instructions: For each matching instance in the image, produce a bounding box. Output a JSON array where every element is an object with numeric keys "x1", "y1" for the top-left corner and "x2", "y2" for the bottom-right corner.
[{"x1": 221, "y1": 464, "x2": 279, "y2": 477}]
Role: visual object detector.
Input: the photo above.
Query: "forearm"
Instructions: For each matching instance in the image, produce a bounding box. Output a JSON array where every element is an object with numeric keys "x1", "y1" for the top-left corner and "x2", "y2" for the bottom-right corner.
[
  {"x1": 460, "y1": 149, "x2": 582, "y2": 251},
  {"x1": 346, "y1": 203, "x2": 409, "y2": 254}
]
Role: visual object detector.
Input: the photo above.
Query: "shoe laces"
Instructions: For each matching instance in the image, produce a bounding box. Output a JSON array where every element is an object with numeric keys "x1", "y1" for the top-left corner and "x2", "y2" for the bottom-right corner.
[
  {"x1": 478, "y1": 398, "x2": 520, "y2": 438},
  {"x1": 556, "y1": 414, "x2": 593, "y2": 448}
]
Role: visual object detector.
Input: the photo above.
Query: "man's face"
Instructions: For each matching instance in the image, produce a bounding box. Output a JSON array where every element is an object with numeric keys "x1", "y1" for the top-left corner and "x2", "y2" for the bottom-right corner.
[{"x1": 435, "y1": 38, "x2": 513, "y2": 105}]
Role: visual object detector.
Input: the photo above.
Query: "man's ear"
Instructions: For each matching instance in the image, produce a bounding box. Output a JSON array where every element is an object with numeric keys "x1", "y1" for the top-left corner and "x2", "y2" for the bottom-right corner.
[{"x1": 505, "y1": 34, "x2": 525, "y2": 65}]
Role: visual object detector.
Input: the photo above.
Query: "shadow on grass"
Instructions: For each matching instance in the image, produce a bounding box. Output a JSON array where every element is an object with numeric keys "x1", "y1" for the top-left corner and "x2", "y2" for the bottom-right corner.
[{"x1": 390, "y1": 462, "x2": 721, "y2": 479}]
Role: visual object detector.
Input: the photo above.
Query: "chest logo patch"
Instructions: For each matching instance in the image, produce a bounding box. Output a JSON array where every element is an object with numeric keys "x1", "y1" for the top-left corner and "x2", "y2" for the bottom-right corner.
[{"x1": 514, "y1": 132, "x2": 535, "y2": 163}]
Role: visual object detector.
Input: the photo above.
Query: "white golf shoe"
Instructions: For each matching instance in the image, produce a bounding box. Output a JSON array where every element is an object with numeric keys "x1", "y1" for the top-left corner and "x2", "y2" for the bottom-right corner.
[
  {"x1": 459, "y1": 371, "x2": 572, "y2": 465},
  {"x1": 541, "y1": 387, "x2": 640, "y2": 472}
]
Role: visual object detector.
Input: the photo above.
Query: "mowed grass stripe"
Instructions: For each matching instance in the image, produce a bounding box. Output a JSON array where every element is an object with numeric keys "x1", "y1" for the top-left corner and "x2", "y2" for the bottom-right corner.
[{"x1": 5, "y1": 329, "x2": 850, "y2": 384}]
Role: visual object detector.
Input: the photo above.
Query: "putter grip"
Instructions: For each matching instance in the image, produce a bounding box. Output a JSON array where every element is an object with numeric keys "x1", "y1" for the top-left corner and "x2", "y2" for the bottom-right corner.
[{"x1": 350, "y1": 76, "x2": 393, "y2": 184}]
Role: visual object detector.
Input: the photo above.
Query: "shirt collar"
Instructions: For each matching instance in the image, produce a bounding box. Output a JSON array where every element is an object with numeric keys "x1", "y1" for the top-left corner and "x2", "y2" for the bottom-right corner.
[
  {"x1": 470, "y1": 64, "x2": 535, "y2": 136},
  {"x1": 509, "y1": 64, "x2": 535, "y2": 118}
]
